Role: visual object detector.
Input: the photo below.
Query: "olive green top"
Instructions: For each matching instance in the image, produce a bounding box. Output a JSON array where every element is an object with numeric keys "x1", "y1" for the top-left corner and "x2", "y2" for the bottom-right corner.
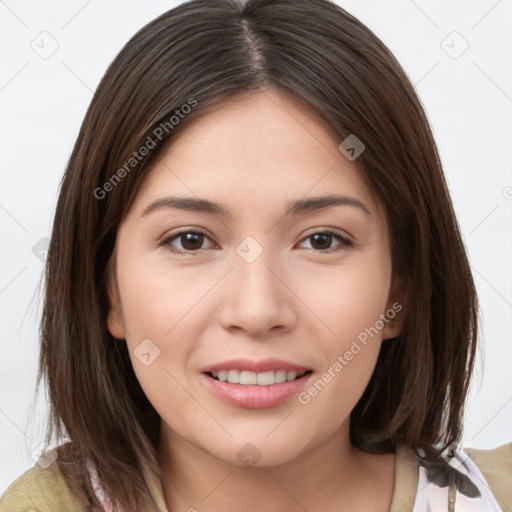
[{"x1": 1, "y1": 443, "x2": 511, "y2": 511}]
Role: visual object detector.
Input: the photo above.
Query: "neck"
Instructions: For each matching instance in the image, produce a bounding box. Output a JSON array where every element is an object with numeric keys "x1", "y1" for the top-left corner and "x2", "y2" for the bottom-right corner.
[{"x1": 157, "y1": 422, "x2": 396, "y2": 512}]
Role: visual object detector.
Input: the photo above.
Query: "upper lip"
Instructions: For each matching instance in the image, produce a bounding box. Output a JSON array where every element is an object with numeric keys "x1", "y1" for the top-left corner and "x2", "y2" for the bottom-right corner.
[{"x1": 201, "y1": 358, "x2": 312, "y2": 374}]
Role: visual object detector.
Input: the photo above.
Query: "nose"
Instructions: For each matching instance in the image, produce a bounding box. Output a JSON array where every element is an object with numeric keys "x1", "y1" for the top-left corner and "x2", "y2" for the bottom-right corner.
[{"x1": 217, "y1": 243, "x2": 298, "y2": 338}]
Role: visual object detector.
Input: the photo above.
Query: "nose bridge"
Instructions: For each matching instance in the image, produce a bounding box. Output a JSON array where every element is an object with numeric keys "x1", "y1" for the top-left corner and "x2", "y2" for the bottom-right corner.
[
  {"x1": 218, "y1": 234, "x2": 296, "y2": 334},
  {"x1": 234, "y1": 236, "x2": 282, "y2": 306}
]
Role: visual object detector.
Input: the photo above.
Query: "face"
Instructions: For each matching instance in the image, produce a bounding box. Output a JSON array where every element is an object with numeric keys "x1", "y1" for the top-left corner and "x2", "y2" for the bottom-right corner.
[{"x1": 107, "y1": 88, "x2": 403, "y2": 467}]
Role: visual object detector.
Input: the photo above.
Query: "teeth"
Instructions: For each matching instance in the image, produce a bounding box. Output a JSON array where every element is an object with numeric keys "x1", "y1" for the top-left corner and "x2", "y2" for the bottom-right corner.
[
  {"x1": 227, "y1": 369, "x2": 240, "y2": 383},
  {"x1": 240, "y1": 371, "x2": 257, "y2": 385},
  {"x1": 210, "y1": 369, "x2": 308, "y2": 385},
  {"x1": 286, "y1": 371, "x2": 297, "y2": 381},
  {"x1": 275, "y1": 370, "x2": 287, "y2": 383}
]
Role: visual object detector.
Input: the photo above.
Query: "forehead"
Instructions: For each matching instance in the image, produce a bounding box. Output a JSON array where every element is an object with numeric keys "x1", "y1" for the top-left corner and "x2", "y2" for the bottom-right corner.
[{"x1": 130, "y1": 89, "x2": 383, "y2": 225}]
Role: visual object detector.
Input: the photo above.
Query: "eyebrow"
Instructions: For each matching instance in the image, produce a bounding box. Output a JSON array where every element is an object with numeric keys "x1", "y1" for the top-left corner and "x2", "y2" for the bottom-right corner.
[{"x1": 141, "y1": 194, "x2": 371, "y2": 218}]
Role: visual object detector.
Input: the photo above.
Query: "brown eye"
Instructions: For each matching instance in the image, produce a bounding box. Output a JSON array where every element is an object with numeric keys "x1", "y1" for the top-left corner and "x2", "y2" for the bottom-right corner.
[
  {"x1": 309, "y1": 233, "x2": 333, "y2": 250},
  {"x1": 160, "y1": 230, "x2": 215, "y2": 254},
  {"x1": 178, "y1": 232, "x2": 205, "y2": 251},
  {"x1": 299, "y1": 230, "x2": 353, "y2": 253}
]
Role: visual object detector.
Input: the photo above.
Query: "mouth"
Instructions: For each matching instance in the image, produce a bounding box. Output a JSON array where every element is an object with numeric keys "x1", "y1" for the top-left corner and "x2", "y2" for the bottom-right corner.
[
  {"x1": 200, "y1": 362, "x2": 313, "y2": 409},
  {"x1": 206, "y1": 369, "x2": 313, "y2": 386},
  {"x1": 200, "y1": 358, "x2": 313, "y2": 408}
]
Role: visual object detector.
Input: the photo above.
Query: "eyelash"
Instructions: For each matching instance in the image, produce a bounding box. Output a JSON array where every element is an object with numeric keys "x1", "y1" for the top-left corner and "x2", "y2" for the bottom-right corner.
[{"x1": 158, "y1": 228, "x2": 353, "y2": 256}]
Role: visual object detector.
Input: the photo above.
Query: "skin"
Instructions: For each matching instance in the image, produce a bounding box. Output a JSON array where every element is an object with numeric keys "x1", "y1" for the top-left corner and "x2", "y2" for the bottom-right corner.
[{"x1": 107, "y1": 88, "x2": 405, "y2": 512}]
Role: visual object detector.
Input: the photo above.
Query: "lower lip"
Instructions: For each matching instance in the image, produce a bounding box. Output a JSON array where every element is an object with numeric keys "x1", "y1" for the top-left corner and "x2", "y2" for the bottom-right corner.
[{"x1": 201, "y1": 372, "x2": 312, "y2": 409}]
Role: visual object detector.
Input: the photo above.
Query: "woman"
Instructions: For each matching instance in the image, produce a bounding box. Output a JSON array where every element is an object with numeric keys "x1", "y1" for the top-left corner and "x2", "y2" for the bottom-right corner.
[{"x1": 1, "y1": 0, "x2": 510, "y2": 510}]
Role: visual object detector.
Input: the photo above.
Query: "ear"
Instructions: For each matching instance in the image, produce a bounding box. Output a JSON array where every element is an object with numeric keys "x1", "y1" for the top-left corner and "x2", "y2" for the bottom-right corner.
[
  {"x1": 106, "y1": 258, "x2": 126, "y2": 340},
  {"x1": 382, "y1": 274, "x2": 406, "y2": 341}
]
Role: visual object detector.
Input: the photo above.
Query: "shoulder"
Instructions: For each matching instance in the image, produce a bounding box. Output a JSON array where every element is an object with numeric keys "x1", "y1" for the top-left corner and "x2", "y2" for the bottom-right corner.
[
  {"x1": 391, "y1": 442, "x2": 512, "y2": 512},
  {"x1": 0, "y1": 447, "x2": 90, "y2": 512},
  {"x1": 465, "y1": 442, "x2": 512, "y2": 511}
]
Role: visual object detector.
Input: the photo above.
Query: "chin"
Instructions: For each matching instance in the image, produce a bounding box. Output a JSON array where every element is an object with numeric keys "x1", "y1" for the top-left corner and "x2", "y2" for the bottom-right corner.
[{"x1": 203, "y1": 433, "x2": 311, "y2": 469}]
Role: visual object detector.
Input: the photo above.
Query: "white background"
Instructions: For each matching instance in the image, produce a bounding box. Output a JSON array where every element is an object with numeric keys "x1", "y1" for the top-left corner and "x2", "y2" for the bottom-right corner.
[{"x1": 1, "y1": 0, "x2": 511, "y2": 495}]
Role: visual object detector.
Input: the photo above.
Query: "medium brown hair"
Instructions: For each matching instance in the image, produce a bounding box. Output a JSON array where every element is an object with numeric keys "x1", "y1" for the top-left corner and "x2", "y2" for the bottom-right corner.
[{"x1": 37, "y1": 0, "x2": 478, "y2": 509}]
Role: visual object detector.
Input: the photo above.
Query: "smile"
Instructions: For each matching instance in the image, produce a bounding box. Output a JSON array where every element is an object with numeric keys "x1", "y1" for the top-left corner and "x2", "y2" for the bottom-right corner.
[{"x1": 202, "y1": 370, "x2": 313, "y2": 409}]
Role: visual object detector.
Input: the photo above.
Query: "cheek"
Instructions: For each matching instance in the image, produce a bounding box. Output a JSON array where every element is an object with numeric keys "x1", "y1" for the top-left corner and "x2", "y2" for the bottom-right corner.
[
  {"x1": 115, "y1": 252, "x2": 222, "y2": 402},
  {"x1": 117, "y1": 251, "x2": 217, "y2": 342},
  {"x1": 298, "y1": 254, "x2": 390, "y2": 343},
  {"x1": 294, "y1": 258, "x2": 390, "y2": 422},
  {"x1": 116, "y1": 263, "x2": 204, "y2": 426}
]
